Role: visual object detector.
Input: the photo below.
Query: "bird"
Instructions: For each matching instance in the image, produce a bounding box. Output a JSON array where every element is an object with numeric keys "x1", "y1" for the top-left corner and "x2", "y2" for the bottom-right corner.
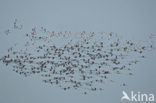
[{"x1": 0, "y1": 21, "x2": 155, "y2": 94}]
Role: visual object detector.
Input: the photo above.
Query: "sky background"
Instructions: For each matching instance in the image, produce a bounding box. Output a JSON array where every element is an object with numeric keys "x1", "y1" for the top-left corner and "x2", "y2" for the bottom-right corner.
[{"x1": 0, "y1": 0, "x2": 156, "y2": 103}]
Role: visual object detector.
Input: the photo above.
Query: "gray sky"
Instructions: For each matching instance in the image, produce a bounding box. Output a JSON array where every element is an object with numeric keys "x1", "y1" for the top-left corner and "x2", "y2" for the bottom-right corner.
[{"x1": 0, "y1": 0, "x2": 156, "y2": 103}]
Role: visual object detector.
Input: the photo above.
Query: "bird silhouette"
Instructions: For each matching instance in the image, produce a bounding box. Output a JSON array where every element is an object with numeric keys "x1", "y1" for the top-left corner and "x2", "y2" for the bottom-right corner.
[{"x1": 0, "y1": 20, "x2": 155, "y2": 94}]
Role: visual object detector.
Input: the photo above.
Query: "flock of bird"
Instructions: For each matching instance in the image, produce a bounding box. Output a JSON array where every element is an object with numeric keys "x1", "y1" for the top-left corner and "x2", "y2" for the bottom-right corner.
[{"x1": 0, "y1": 19, "x2": 155, "y2": 94}]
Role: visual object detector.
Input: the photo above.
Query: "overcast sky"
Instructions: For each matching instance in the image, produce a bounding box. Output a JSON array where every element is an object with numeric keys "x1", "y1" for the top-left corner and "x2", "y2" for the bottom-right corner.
[{"x1": 0, "y1": 0, "x2": 156, "y2": 103}]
